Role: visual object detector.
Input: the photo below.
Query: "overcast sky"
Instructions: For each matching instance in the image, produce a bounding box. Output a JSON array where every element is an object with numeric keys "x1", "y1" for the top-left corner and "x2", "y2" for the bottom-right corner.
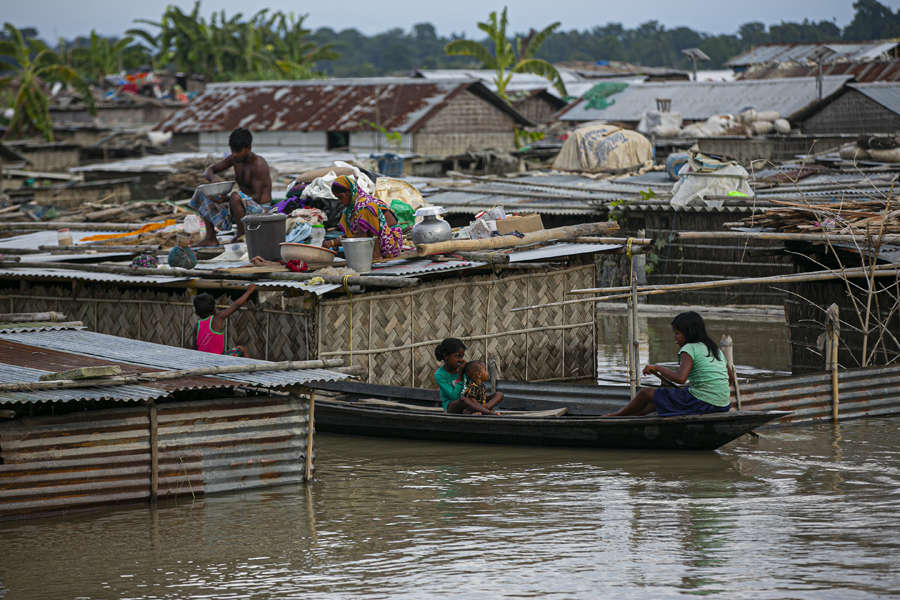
[{"x1": 6, "y1": 0, "x2": 900, "y2": 41}]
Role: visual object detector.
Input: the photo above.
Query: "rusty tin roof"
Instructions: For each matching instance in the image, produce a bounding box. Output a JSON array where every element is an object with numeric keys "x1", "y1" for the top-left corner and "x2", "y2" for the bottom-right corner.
[{"x1": 158, "y1": 77, "x2": 531, "y2": 134}]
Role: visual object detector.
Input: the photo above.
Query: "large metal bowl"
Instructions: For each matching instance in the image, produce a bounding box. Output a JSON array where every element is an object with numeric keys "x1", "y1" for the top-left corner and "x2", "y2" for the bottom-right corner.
[
  {"x1": 279, "y1": 243, "x2": 336, "y2": 268},
  {"x1": 191, "y1": 181, "x2": 235, "y2": 203}
]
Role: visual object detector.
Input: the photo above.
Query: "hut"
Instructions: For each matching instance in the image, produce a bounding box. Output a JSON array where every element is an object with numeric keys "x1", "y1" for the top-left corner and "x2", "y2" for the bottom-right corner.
[
  {"x1": 554, "y1": 76, "x2": 851, "y2": 128},
  {"x1": 411, "y1": 69, "x2": 574, "y2": 123},
  {"x1": 156, "y1": 78, "x2": 533, "y2": 158},
  {"x1": 0, "y1": 319, "x2": 347, "y2": 518},
  {"x1": 0, "y1": 239, "x2": 613, "y2": 388},
  {"x1": 801, "y1": 82, "x2": 900, "y2": 134}
]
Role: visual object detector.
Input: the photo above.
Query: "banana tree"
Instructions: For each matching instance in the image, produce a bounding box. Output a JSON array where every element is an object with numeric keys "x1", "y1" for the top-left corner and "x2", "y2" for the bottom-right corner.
[
  {"x1": 444, "y1": 7, "x2": 567, "y2": 102},
  {"x1": 0, "y1": 23, "x2": 93, "y2": 141},
  {"x1": 71, "y1": 30, "x2": 134, "y2": 85}
]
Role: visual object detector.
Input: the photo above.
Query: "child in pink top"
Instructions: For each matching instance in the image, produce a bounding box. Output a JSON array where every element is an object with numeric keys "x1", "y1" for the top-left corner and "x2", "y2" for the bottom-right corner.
[{"x1": 193, "y1": 284, "x2": 257, "y2": 357}]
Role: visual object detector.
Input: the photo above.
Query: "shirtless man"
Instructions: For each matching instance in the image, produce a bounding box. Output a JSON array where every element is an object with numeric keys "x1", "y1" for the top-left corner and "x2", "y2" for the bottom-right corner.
[{"x1": 191, "y1": 127, "x2": 273, "y2": 245}]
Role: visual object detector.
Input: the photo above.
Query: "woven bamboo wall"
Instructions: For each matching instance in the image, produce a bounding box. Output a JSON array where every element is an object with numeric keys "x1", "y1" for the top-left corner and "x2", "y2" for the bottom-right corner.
[
  {"x1": 3, "y1": 282, "x2": 317, "y2": 361},
  {"x1": 317, "y1": 262, "x2": 597, "y2": 388}
]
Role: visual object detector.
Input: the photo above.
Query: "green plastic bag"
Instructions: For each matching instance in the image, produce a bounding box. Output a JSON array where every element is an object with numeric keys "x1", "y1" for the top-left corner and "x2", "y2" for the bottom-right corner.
[{"x1": 390, "y1": 199, "x2": 415, "y2": 229}]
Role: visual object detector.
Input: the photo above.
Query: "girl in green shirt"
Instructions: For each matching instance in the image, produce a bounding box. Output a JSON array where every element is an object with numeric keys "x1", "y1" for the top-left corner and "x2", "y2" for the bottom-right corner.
[{"x1": 607, "y1": 311, "x2": 734, "y2": 417}]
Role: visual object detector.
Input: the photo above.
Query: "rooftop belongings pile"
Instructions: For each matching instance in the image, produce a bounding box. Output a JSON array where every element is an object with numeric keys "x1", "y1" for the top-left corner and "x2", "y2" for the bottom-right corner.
[{"x1": 739, "y1": 198, "x2": 900, "y2": 235}]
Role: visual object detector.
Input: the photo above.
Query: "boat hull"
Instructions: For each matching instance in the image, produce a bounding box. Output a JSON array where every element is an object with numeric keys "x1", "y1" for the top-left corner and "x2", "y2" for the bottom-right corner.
[{"x1": 315, "y1": 401, "x2": 786, "y2": 451}]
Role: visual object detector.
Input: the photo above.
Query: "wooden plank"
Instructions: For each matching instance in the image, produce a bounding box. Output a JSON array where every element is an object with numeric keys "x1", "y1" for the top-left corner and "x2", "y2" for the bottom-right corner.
[{"x1": 348, "y1": 397, "x2": 568, "y2": 417}]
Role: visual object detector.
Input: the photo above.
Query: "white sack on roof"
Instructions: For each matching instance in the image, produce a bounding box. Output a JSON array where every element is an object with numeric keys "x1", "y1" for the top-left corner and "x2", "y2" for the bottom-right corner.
[
  {"x1": 552, "y1": 122, "x2": 653, "y2": 173},
  {"x1": 637, "y1": 110, "x2": 683, "y2": 137},
  {"x1": 670, "y1": 153, "x2": 752, "y2": 208}
]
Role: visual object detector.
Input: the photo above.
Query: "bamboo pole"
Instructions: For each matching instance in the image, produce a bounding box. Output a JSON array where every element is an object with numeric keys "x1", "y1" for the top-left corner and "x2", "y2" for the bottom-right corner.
[
  {"x1": 720, "y1": 334, "x2": 741, "y2": 410},
  {"x1": 305, "y1": 389, "x2": 316, "y2": 482},
  {"x1": 675, "y1": 231, "x2": 900, "y2": 244},
  {"x1": 0, "y1": 221, "x2": 147, "y2": 231},
  {"x1": 511, "y1": 265, "x2": 900, "y2": 312},
  {"x1": 0, "y1": 261, "x2": 420, "y2": 289},
  {"x1": 574, "y1": 237, "x2": 653, "y2": 245},
  {"x1": 415, "y1": 222, "x2": 619, "y2": 256},
  {"x1": 0, "y1": 358, "x2": 346, "y2": 393},
  {"x1": 0, "y1": 311, "x2": 66, "y2": 322},
  {"x1": 826, "y1": 303, "x2": 841, "y2": 423}
]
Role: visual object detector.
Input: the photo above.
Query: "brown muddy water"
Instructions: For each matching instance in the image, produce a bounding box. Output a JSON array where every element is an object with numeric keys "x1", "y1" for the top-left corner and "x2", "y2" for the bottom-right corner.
[{"x1": 3, "y1": 312, "x2": 899, "y2": 598}]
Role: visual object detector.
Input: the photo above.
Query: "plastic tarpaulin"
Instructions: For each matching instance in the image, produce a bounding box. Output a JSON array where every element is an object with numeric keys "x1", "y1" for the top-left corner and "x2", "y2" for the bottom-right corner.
[{"x1": 552, "y1": 122, "x2": 653, "y2": 173}]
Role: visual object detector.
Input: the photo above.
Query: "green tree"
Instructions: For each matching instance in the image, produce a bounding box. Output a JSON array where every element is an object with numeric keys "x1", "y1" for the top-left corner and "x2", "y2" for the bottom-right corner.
[
  {"x1": 0, "y1": 23, "x2": 92, "y2": 141},
  {"x1": 444, "y1": 7, "x2": 567, "y2": 102},
  {"x1": 844, "y1": 0, "x2": 900, "y2": 40},
  {"x1": 71, "y1": 30, "x2": 134, "y2": 84}
]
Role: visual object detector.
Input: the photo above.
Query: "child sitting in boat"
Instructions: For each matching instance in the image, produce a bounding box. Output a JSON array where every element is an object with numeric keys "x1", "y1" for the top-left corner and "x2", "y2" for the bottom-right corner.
[
  {"x1": 192, "y1": 284, "x2": 257, "y2": 357},
  {"x1": 606, "y1": 311, "x2": 733, "y2": 417},
  {"x1": 454, "y1": 360, "x2": 503, "y2": 416},
  {"x1": 434, "y1": 338, "x2": 470, "y2": 411}
]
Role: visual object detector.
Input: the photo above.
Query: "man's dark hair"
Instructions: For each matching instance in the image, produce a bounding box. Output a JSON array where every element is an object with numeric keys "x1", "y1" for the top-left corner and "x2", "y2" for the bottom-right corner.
[
  {"x1": 193, "y1": 293, "x2": 216, "y2": 319},
  {"x1": 229, "y1": 127, "x2": 252, "y2": 152},
  {"x1": 464, "y1": 360, "x2": 485, "y2": 379}
]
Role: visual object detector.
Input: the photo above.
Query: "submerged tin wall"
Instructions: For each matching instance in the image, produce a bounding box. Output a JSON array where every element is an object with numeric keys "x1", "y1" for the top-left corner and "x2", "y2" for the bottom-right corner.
[
  {"x1": 740, "y1": 364, "x2": 900, "y2": 425},
  {"x1": 0, "y1": 395, "x2": 310, "y2": 518}
]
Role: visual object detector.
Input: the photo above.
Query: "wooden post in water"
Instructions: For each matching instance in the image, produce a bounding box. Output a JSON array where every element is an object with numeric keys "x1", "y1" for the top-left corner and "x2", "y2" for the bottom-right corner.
[
  {"x1": 630, "y1": 271, "x2": 640, "y2": 395},
  {"x1": 305, "y1": 390, "x2": 316, "y2": 482},
  {"x1": 826, "y1": 303, "x2": 841, "y2": 423},
  {"x1": 720, "y1": 334, "x2": 741, "y2": 410},
  {"x1": 149, "y1": 401, "x2": 159, "y2": 502}
]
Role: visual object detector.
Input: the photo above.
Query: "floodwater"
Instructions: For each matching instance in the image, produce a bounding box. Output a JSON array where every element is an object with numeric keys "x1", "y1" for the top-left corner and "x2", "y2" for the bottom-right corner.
[
  {"x1": 2, "y1": 422, "x2": 899, "y2": 599},
  {"x1": 3, "y1": 310, "x2": 898, "y2": 598}
]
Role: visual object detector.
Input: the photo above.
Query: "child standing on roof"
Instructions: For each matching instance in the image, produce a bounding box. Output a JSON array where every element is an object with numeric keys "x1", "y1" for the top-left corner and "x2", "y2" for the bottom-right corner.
[{"x1": 192, "y1": 284, "x2": 257, "y2": 357}]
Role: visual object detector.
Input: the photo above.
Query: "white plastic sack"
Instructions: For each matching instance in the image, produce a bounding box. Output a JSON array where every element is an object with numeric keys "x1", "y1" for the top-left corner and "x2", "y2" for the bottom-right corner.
[
  {"x1": 638, "y1": 110, "x2": 682, "y2": 135},
  {"x1": 840, "y1": 143, "x2": 869, "y2": 161},
  {"x1": 868, "y1": 148, "x2": 900, "y2": 163},
  {"x1": 773, "y1": 119, "x2": 791, "y2": 134},
  {"x1": 670, "y1": 162, "x2": 752, "y2": 208},
  {"x1": 295, "y1": 161, "x2": 375, "y2": 201},
  {"x1": 756, "y1": 110, "x2": 780, "y2": 122},
  {"x1": 752, "y1": 121, "x2": 774, "y2": 135}
]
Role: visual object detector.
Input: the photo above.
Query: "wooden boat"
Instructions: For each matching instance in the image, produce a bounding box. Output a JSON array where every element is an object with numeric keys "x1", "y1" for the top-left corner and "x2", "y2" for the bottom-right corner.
[{"x1": 308, "y1": 381, "x2": 788, "y2": 451}]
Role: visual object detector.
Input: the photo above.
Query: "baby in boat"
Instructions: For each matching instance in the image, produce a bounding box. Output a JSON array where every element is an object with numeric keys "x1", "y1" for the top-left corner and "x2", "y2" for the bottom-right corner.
[{"x1": 450, "y1": 360, "x2": 503, "y2": 416}]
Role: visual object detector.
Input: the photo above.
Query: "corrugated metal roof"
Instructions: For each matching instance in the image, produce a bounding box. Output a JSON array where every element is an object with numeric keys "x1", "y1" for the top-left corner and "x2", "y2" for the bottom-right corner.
[
  {"x1": 738, "y1": 60, "x2": 900, "y2": 83},
  {"x1": 0, "y1": 322, "x2": 85, "y2": 333},
  {"x1": 0, "y1": 330, "x2": 346, "y2": 388},
  {"x1": 363, "y1": 242, "x2": 620, "y2": 276},
  {"x1": 727, "y1": 40, "x2": 900, "y2": 67},
  {"x1": 422, "y1": 172, "x2": 674, "y2": 216},
  {"x1": 0, "y1": 267, "x2": 191, "y2": 286},
  {"x1": 412, "y1": 68, "x2": 584, "y2": 100},
  {"x1": 557, "y1": 76, "x2": 852, "y2": 122},
  {"x1": 0, "y1": 230, "x2": 126, "y2": 250},
  {"x1": 0, "y1": 362, "x2": 166, "y2": 404},
  {"x1": 70, "y1": 150, "x2": 360, "y2": 174},
  {"x1": 848, "y1": 82, "x2": 900, "y2": 114},
  {"x1": 158, "y1": 78, "x2": 530, "y2": 134}
]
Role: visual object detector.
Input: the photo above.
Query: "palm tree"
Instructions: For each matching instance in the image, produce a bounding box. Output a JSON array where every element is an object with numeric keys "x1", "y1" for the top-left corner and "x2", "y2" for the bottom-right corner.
[
  {"x1": 445, "y1": 7, "x2": 567, "y2": 102},
  {"x1": 0, "y1": 23, "x2": 93, "y2": 141}
]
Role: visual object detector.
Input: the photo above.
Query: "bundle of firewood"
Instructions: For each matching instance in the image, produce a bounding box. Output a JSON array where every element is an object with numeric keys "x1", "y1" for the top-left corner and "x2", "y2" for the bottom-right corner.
[
  {"x1": 154, "y1": 157, "x2": 214, "y2": 201},
  {"x1": 740, "y1": 199, "x2": 900, "y2": 235}
]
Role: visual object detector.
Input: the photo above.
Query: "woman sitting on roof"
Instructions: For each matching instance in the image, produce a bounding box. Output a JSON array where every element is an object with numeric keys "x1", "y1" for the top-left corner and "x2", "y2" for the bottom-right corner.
[{"x1": 323, "y1": 174, "x2": 403, "y2": 258}]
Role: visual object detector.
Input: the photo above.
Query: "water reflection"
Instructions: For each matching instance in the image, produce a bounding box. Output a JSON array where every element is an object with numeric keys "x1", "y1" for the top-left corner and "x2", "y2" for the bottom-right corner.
[{"x1": 596, "y1": 310, "x2": 791, "y2": 384}]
